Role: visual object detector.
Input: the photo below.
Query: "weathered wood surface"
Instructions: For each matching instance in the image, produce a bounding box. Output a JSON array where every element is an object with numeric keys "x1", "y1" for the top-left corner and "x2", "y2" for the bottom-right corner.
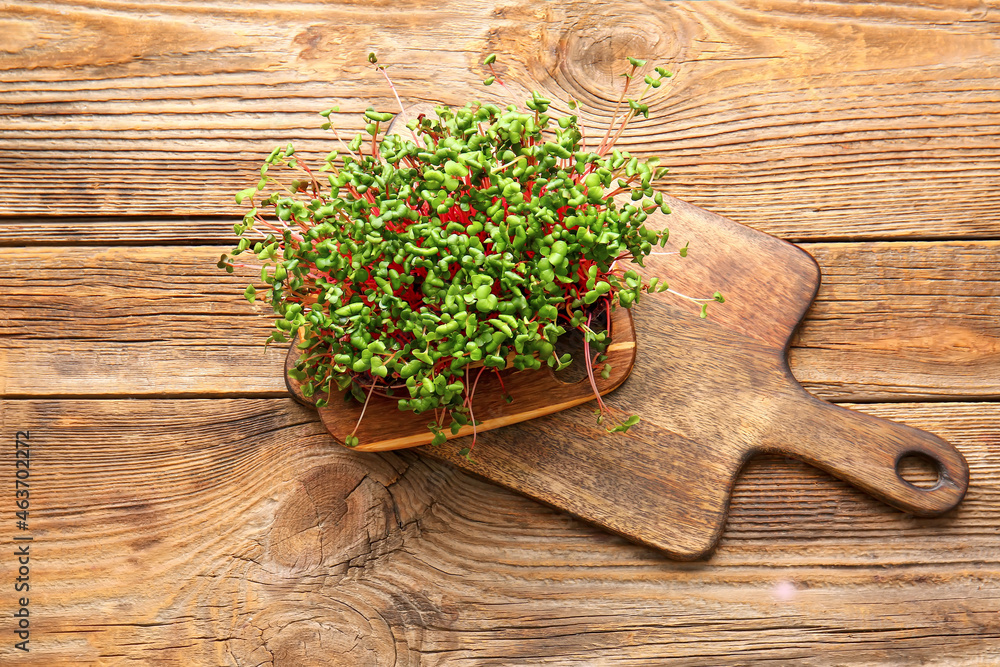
[
  {"x1": 3, "y1": 239, "x2": 998, "y2": 400},
  {"x1": 0, "y1": 399, "x2": 998, "y2": 665},
  {"x1": 3, "y1": 0, "x2": 1000, "y2": 663},
  {"x1": 2, "y1": 1, "x2": 1000, "y2": 241}
]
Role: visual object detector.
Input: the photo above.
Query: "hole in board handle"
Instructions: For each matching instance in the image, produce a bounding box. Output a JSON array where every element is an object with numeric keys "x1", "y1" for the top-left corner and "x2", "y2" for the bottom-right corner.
[{"x1": 896, "y1": 452, "x2": 942, "y2": 490}]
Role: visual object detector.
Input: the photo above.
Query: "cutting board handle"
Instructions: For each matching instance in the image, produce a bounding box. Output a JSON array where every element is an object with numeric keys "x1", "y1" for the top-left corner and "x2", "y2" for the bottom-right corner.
[{"x1": 768, "y1": 391, "x2": 969, "y2": 516}]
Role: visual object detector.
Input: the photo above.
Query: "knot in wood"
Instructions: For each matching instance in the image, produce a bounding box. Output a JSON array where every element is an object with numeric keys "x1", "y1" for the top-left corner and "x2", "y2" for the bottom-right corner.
[
  {"x1": 229, "y1": 602, "x2": 397, "y2": 666},
  {"x1": 556, "y1": 9, "x2": 684, "y2": 102},
  {"x1": 265, "y1": 460, "x2": 398, "y2": 576}
]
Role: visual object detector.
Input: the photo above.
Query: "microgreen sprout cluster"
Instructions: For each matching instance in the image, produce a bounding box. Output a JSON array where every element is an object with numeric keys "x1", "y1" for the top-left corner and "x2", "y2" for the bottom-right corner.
[{"x1": 221, "y1": 54, "x2": 722, "y2": 455}]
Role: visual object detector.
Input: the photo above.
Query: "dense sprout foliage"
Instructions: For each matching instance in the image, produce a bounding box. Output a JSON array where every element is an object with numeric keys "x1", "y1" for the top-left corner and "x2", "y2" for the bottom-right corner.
[{"x1": 221, "y1": 54, "x2": 722, "y2": 454}]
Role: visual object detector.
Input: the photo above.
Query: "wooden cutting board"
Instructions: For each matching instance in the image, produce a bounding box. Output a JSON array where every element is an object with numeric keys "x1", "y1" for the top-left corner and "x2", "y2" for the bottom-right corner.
[{"x1": 287, "y1": 195, "x2": 969, "y2": 559}]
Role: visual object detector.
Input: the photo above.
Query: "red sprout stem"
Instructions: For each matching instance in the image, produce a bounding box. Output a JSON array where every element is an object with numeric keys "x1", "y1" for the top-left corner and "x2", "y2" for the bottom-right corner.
[
  {"x1": 495, "y1": 368, "x2": 508, "y2": 397},
  {"x1": 465, "y1": 366, "x2": 487, "y2": 449},
  {"x1": 597, "y1": 66, "x2": 636, "y2": 155},
  {"x1": 582, "y1": 313, "x2": 607, "y2": 415},
  {"x1": 487, "y1": 63, "x2": 521, "y2": 109},
  {"x1": 297, "y1": 160, "x2": 322, "y2": 198}
]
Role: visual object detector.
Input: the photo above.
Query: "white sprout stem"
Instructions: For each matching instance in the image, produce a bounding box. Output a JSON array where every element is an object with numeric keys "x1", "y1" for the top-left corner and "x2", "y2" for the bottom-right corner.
[
  {"x1": 251, "y1": 212, "x2": 303, "y2": 242},
  {"x1": 665, "y1": 288, "x2": 712, "y2": 303},
  {"x1": 493, "y1": 155, "x2": 523, "y2": 172},
  {"x1": 329, "y1": 125, "x2": 360, "y2": 161},
  {"x1": 582, "y1": 314, "x2": 607, "y2": 414},
  {"x1": 350, "y1": 377, "x2": 380, "y2": 438},
  {"x1": 377, "y1": 66, "x2": 424, "y2": 148}
]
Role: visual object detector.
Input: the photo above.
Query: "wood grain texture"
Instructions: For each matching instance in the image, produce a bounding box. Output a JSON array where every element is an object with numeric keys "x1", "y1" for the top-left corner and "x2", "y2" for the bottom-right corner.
[
  {"x1": 2, "y1": 0, "x2": 1000, "y2": 240},
  {"x1": 3, "y1": 0, "x2": 999, "y2": 662},
  {"x1": 791, "y1": 240, "x2": 1000, "y2": 400},
  {"x1": 0, "y1": 217, "x2": 236, "y2": 247},
  {"x1": 1, "y1": 398, "x2": 997, "y2": 665},
  {"x1": 3, "y1": 235, "x2": 998, "y2": 401}
]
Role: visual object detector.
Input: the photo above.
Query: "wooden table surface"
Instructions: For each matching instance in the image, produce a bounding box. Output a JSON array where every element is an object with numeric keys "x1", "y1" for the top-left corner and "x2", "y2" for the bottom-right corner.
[{"x1": 2, "y1": 1, "x2": 999, "y2": 664}]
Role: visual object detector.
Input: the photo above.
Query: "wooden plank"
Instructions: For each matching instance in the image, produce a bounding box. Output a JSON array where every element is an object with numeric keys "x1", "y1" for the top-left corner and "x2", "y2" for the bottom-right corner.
[
  {"x1": 1, "y1": 398, "x2": 997, "y2": 664},
  {"x1": 2, "y1": 240, "x2": 998, "y2": 400},
  {"x1": 792, "y1": 241, "x2": 1000, "y2": 400},
  {"x1": 0, "y1": 217, "x2": 236, "y2": 247},
  {"x1": 2, "y1": 1, "x2": 1000, "y2": 240}
]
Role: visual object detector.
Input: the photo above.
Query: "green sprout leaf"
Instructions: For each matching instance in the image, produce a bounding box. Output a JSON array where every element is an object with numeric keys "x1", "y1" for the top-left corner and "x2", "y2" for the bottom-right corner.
[
  {"x1": 235, "y1": 188, "x2": 255, "y2": 205},
  {"x1": 224, "y1": 53, "x2": 722, "y2": 452}
]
